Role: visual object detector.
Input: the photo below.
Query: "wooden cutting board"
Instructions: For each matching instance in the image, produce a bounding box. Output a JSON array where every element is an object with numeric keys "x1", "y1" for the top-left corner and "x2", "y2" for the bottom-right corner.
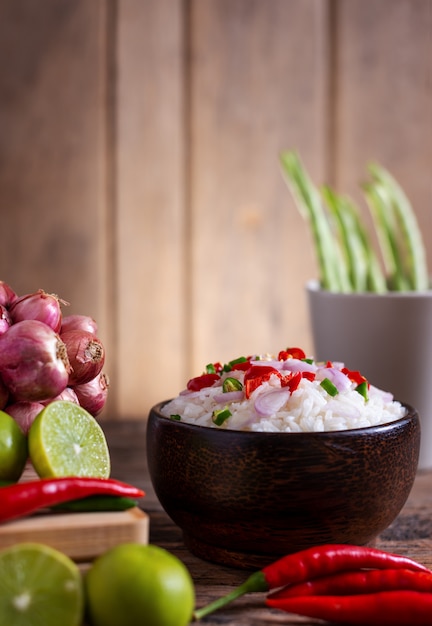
[{"x1": 0, "y1": 507, "x2": 149, "y2": 562}]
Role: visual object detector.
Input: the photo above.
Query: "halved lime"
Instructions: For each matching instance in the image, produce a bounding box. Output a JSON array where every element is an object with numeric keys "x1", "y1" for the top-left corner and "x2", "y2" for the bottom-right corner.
[
  {"x1": 28, "y1": 401, "x2": 111, "y2": 478},
  {"x1": 0, "y1": 542, "x2": 83, "y2": 626}
]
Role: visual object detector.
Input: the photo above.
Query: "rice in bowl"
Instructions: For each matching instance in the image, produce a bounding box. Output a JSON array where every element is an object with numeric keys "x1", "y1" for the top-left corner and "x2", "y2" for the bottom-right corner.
[{"x1": 161, "y1": 347, "x2": 406, "y2": 432}]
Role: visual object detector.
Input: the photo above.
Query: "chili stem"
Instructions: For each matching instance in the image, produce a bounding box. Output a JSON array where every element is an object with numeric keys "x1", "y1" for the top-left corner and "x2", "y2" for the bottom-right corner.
[{"x1": 193, "y1": 571, "x2": 267, "y2": 621}]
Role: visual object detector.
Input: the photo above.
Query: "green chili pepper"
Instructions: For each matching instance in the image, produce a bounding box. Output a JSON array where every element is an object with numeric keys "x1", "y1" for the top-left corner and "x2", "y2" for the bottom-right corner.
[
  {"x1": 212, "y1": 408, "x2": 232, "y2": 426},
  {"x1": 320, "y1": 378, "x2": 339, "y2": 397},
  {"x1": 0, "y1": 480, "x2": 14, "y2": 487},
  {"x1": 51, "y1": 495, "x2": 138, "y2": 513},
  {"x1": 355, "y1": 381, "x2": 369, "y2": 401},
  {"x1": 222, "y1": 377, "x2": 243, "y2": 392}
]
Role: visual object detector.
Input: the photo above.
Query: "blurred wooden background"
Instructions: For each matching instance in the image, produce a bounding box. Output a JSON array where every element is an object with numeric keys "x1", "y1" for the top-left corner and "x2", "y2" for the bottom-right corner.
[{"x1": 0, "y1": 0, "x2": 431, "y2": 419}]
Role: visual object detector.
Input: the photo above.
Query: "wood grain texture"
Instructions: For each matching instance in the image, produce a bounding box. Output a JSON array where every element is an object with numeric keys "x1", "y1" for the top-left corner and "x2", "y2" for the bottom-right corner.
[
  {"x1": 0, "y1": 0, "x2": 110, "y2": 332},
  {"x1": 0, "y1": 1, "x2": 430, "y2": 420},
  {"x1": 115, "y1": 0, "x2": 187, "y2": 417},
  {"x1": 333, "y1": 0, "x2": 432, "y2": 268},
  {"x1": 0, "y1": 507, "x2": 149, "y2": 562},
  {"x1": 105, "y1": 420, "x2": 432, "y2": 625},
  {"x1": 188, "y1": 0, "x2": 327, "y2": 372}
]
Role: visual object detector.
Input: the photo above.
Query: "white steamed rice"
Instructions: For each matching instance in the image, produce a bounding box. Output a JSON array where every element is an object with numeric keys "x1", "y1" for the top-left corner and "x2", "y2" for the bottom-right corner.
[{"x1": 161, "y1": 352, "x2": 406, "y2": 432}]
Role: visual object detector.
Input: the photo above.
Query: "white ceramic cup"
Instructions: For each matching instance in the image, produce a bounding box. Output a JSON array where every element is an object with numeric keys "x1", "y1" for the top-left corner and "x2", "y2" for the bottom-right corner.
[{"x1": 307, "y1": 280, "x2": 432, "y2": 469}]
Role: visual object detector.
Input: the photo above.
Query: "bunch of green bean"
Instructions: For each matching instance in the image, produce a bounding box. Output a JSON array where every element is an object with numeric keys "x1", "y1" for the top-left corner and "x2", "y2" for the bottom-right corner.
[{"x1": 280, "y1": 150, "x2": 430, "y2": 293}]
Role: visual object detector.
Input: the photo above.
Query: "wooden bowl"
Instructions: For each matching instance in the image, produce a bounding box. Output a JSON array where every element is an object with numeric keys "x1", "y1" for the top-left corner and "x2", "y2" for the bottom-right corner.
[{"x1": 147, "y1": 401, "x2": 420, "y2": 569}]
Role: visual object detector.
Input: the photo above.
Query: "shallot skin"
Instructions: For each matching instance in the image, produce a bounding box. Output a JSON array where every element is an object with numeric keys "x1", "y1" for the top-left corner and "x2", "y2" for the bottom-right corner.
[
  {"x1": 73, "y1": 372, "x2": 109, "y2": 416},
  {"x1": 0, "y1": 281, "x2": 17, "y2": 308},
  {"x1": 0, "y1": 320, "x2": 71, "y2": 402},
  {"x1": 42, "y1": 387, "x2": 79, "y2": 405},
  {"x1": 0, "y1": 305, "x2": 12, "y2": 335},
  {"x1": 61, "y1": 314, "x2": 98, "y2": 336},
  {"x1": 61, "y1": 329, "x2": 105, "y2": 385},
  {"x1": 9, "y1": 289, "x2": 65, "y2": 333},
  {"x1": 5, "y1": 401, "x2": 45, "y2": 434}
]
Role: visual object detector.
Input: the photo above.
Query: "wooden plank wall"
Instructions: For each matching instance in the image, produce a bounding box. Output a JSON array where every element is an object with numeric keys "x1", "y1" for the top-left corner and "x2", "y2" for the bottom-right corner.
[{"x1": 0, "y1": 0, "x2": 431, "y2": 420}]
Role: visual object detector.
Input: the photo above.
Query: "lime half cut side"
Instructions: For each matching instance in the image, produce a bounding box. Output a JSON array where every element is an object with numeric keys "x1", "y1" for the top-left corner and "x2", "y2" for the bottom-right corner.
[
  {"x1": 0, "y1": 542, "x2": 83, "y2": 626},
  {"x1": 28, "y1": 401, "x2": 111, "y2": 478}
]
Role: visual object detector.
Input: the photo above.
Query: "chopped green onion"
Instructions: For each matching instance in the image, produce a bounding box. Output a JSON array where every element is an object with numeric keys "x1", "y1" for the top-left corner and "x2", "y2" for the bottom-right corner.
[
  {"x1": 222, "y1": 377, "x2": 243, "y2": 392},
  {"x1": 170, "y1": 414, "x2": 182, "y2": 421},
  {"x1": 206, "y1": 363, "x2": 216, "y2": 374},
  {"x1": 355, "y1": 381, "x2": 369, "y2": 401},
  {"x1": 320, "y1": 378, "x2": 339, "y2": 397},
  {"x1": 212, "y1": 408, "x2": 232, "y2": 426}
]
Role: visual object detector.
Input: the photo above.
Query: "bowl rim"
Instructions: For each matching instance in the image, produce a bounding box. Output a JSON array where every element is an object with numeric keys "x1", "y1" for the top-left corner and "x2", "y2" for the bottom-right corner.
[{"x1": 149, "y1": 400, "x2": 418, "y2": 438}]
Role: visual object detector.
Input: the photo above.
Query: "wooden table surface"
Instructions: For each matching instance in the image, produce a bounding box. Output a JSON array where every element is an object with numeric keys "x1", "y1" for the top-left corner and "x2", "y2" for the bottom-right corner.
[{"x1": 104, "y1": 420, "x2": 432, "y2": 625}]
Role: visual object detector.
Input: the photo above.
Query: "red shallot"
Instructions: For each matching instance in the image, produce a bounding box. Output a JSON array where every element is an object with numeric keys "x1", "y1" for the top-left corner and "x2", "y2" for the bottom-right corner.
[
  {"x1": 9, "y1": 289, "x2": 67, "y2": 333},
  {"x1": 0, "y1": 281, "x2": 17, "y2": 308},
  {"x1": 0, "y1": 320, "x2": 71, "y2": 401},
  {"x1": 5, "y1": 401, "x2": 45, "y2": 434},
  {"x1": 73, "y1": 372, "x2": 109, "y2": 416},
  {"x1": 42, "y1": 387, "x2": 79, "y2": 405},
  {"x1": 61, "y1": 329, "x2": 105, "y2": 385},
  {"x1": 0, "y1": 305, "x2": 11, "y2": 335},
  {"x1": 60, "y1": 313, "x2": 98, "y2": 336}
]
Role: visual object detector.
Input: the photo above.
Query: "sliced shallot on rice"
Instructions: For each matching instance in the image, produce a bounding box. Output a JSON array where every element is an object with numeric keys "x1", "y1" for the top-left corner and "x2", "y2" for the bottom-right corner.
[
  {"x1": 316, "y1": 367, "x2": 352, "y2": 392},
  {"x1": 281, "y1": 358, "x2": 317, "y2": 374},
  {"x1": 254, "y1": 388, "x2": 291, "y2": 417},
  {"x1": 213, "y1": 390, "x2": 244, "y2": 404}
]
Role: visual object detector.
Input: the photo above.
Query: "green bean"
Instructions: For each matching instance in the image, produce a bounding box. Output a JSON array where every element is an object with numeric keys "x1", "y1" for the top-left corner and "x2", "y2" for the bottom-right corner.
[
  {"x1": 280, "y1": 151, "x2": 348, "y2": 292},
  {"x1": 367, "y1": 163, "x2": 429, "y2": 291}
]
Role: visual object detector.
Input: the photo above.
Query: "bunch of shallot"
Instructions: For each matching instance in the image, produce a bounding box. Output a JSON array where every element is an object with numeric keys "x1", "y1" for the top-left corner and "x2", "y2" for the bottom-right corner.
[{"x1": 0, "y1": 281, "x2": 109, "y2": 433}]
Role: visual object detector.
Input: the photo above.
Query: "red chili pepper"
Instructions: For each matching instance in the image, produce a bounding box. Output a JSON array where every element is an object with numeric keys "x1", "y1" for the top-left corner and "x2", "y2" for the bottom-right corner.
[
  {"x1": 268, "y1": 568, "x2": 432, "y2": 599},
  {"x1": 301, "y1": 370, "x2": 316, "y2": 382},
  {"x1": 261, "y1": 544, "x2": 429, "y2": 590},
  {"x1": 342, "y1": 367, "x2": 367, "y2": 386},
  {"x1": 0, "y1": 477, "x2": 145, "y2": 523},
  {"x1": 187, "y1": 372, "x2": 220, "y2": 391},
  {"x1": 193, "y1": 544, "x2": 430, "y2": 621},
  {"x1": 230, "y1": 360, "x2": 251, "y2": 372},
  {"x1": 280, "y1": 371, "x2": 302, "y2": 392},
  {"x1": 266, "y1": 590, "x2": 432, "y2": 625},
  {"x1": 278, "y1": 347, "x2": 306, "y2": 361},
  {"x1": 243, "y1": 365, "x2": 281, "y2": 398}
]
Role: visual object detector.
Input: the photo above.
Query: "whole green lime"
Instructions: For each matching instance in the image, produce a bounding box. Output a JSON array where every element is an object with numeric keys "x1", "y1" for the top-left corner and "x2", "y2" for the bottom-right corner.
[
  {"x1": 85, "y1": 543, "x2": 195, "y2": 626},
  {"x1": 0, "y1": 410, "x2": 28, "y2": 481}
]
